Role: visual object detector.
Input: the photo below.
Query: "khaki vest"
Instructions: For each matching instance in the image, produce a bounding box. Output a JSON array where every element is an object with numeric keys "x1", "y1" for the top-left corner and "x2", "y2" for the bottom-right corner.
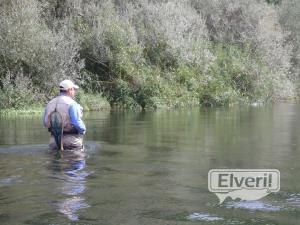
[{"x1": 44, "y1": 96, "x2": 76, "y2": 132}]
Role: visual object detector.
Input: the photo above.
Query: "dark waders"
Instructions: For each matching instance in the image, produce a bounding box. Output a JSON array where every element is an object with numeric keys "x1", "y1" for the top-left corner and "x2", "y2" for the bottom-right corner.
[{"x1": 49, "y1": 110, "x2": 64, "y2": 151}]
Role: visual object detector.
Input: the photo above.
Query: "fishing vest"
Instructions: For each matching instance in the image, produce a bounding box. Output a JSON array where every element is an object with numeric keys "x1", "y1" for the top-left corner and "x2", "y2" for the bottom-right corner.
[{"x1": 44, "y1": 95, "x2": 76, "y2": 132}]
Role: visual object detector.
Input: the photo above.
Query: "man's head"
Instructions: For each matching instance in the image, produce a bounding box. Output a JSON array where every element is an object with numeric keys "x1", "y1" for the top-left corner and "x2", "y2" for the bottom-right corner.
[{"x1": 59, "y1": 80, "x2": 79, "y2": 98}]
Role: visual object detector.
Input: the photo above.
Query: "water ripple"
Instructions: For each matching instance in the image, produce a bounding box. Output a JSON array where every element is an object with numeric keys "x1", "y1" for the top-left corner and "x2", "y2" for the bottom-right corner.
[{"x1": 0, "y1": 175, "x2": 22, "y2": 186}]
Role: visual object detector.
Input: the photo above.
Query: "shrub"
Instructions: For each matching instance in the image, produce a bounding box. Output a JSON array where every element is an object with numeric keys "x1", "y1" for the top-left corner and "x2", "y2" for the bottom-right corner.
[
  {"x1": 279, "y1": 0, "x2": 300, "y2": 95},
  {"x1": 0, "y1": 71, "x2": 43, "y2": 109},
  {"x1": 191, "y1": 0, "x2": 294, "y2": 99},
  {"x1": 76, "y1": 90, "x2": 110, "y2": 111},
  {"x1": 0, "y1": 0, "x2": 83, "y2": 93}
]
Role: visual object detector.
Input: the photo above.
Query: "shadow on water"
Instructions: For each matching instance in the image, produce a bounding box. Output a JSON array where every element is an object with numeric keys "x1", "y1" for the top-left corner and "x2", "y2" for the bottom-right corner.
[{"x1": 47, "y1": 149, "x2": 91, "y2": 222}]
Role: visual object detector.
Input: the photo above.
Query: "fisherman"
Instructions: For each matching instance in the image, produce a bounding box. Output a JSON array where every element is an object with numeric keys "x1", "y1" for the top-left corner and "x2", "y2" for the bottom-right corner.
[{"x1": 43, "y1": 80, "x2": 86, "y2": 150}]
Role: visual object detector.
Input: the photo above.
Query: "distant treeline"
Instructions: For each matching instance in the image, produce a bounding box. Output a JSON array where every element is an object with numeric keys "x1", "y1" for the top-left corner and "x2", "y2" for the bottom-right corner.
[{"x1": 0, "y1": 0, "x2": 299, "y2": 110}]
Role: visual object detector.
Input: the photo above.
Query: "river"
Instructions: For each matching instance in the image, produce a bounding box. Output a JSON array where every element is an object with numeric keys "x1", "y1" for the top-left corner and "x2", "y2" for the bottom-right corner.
[{"x1": 0, "y1": 103, "x2": 299, "y2": 224}]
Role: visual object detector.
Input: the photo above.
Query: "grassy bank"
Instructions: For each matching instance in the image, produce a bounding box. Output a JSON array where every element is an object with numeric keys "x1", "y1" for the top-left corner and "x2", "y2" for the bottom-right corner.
[
  {"x1": 0, "y1": 92, "x2": 111, "y2": 116},
  {"x1": 0, "y1": 106, "x2": 44, "y2": 117}
]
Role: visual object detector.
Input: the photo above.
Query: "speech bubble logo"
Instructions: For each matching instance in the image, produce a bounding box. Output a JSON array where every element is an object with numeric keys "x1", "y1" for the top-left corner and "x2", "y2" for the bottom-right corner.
[{"x1": 208, "y1": 169, "x2": 280, "y2": 204}]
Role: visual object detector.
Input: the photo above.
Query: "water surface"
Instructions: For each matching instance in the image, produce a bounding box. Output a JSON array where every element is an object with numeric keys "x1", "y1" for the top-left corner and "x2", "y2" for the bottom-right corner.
[{"x1": 0, "y1": 103, "x2": 299, "y2": 224}]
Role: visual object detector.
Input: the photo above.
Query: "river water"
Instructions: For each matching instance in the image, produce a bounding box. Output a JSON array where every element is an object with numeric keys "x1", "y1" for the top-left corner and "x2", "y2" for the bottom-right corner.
[{"x1": 0, "y1": 103, "x2": 299, "y2": 225}]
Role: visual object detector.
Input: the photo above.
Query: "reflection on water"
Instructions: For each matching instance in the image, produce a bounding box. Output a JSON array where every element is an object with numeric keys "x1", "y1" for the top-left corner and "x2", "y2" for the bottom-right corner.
[
  {"x1": 57, "y1": 196, "x2": 89, "y2": 221},
  {"x1": 48, "y1": 150, "x2": 90, "y2": 221}
]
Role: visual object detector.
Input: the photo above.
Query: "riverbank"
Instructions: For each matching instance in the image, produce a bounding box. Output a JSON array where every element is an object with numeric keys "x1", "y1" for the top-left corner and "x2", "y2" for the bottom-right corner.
[
  {"x1": 2, "y1": 90, "x2": 299, "y2": 117},
  {"x1": 0, "y1": 92, "x2": 111, "y2": 116},
  {"x1": 0, "y1": 107, "x2": 44, "y2": 116},
  {"x1": 1, "y1": 96, "x2": 298, "y2": 117}
]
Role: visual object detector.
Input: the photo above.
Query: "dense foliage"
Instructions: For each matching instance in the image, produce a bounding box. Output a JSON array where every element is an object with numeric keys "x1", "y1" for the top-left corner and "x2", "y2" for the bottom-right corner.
[{"x1": 0, "y1": 0, "x2": 298, "y2": 110}]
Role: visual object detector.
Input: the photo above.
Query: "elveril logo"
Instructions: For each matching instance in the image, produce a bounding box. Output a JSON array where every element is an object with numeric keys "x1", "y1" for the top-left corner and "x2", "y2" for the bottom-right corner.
[{"x1": 208, "y1": 169, "x2": 280, "y2": 204}]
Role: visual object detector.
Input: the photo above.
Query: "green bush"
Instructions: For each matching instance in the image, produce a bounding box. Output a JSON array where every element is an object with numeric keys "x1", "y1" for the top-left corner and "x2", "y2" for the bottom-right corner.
[
  {"x1": 205, "y1": 44, "x2": 273, "y2": 104},
  {"x1": 75, "y1": 90, "x2": 110, "y2": 111},
  {"x1": 0, "y1": 72, "x2": 44, "y2": 109},
  {"x1": 0, "y1": 0, "x2": 83, "y2": 92}
]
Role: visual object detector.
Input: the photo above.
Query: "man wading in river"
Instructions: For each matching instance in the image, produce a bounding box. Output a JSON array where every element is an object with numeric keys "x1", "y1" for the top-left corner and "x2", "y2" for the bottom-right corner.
[{"x1": 43, "y1": 80, "x2": 86, "y2": 150}]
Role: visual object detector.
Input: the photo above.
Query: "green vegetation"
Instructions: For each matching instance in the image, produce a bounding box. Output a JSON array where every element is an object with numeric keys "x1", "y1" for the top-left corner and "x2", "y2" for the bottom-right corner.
[
  {"x1": 76, "y1": 91, "x2": 111, "y2": 111},
  {"x1": 265, "y1": 0, "x2": 281, "y2": 5},
  {"x1": 0, "y1": 0, "x2": 299, "y2": 112},
  {"x1": 0, "y1": 107, "x2": 43, "y2": 116}
]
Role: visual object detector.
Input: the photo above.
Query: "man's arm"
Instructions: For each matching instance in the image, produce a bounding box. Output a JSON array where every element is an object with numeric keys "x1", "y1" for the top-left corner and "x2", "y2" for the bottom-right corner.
[{"x1": 69, "y1": 104, "x2": 86, "y2": 134}]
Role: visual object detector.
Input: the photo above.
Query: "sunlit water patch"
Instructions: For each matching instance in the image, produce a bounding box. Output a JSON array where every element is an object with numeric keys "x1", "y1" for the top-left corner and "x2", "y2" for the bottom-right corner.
[
  {"x1": 269, "y1": 191, "x2": 300, "y2": 211},
  {"x1": 225, "y1": 200, "x2": 281, "y2": 212},
  {"x1": 187, "y1": 212, "x2": 224, "y2": 222},
  {"x1": 286, "y1": 193, "x2": 300, "y2": 207}
]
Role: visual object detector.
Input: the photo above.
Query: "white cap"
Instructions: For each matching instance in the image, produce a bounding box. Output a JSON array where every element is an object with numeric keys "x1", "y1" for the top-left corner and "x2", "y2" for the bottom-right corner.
[{"x1": 59, "y1": 80, "x2": 79, "y2": 90}]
